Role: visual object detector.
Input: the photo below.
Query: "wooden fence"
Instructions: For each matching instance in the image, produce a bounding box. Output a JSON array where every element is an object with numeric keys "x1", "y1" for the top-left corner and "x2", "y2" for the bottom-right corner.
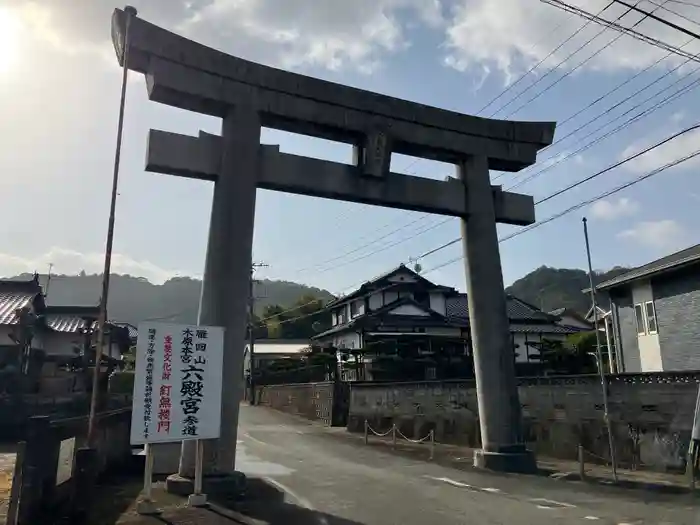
[{"x1": 6, "y1": 407, "x2": 133, "y2": 525}]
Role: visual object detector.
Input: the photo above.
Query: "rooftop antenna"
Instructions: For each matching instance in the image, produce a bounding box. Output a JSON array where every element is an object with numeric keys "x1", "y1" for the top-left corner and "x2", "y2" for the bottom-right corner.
[{"x1": 44, "y1": 263, "x2": 54, "y2": 300}]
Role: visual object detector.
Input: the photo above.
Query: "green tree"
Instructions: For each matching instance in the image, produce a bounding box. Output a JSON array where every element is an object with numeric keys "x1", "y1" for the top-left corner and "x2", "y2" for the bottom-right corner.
[
  {"x1": 531, "y1": 337, "x2": 596, "y2": 375},
  {"x1": 259, "y1": 296, "x2": 330, "y2": 340}
]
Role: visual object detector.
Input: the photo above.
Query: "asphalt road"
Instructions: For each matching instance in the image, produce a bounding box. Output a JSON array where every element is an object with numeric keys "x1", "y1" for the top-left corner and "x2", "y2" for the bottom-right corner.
[{"x1": 237, "y1": 405, "x2": 700, "y2": 525}]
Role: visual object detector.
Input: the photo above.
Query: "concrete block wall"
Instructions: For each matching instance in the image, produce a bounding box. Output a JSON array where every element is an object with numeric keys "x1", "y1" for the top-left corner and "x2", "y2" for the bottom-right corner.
[
  {"x1": 348, "y1": 376, "x2": 700, "y2": 472},
  {"x1": 256, "y1": 382, "x2": 336, "y2": 425}
]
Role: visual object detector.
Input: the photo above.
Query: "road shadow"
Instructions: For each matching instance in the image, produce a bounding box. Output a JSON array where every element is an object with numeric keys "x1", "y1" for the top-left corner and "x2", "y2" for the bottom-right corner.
[
  {"x1": 0, "y1": 442, "x2": 18, "y2": 455},
  {"x1": 82, "y1": 474, "x2": 144, "y2": 525},
  {"x1": 210, "y1": 477, "x2": 366, "y2": 525}
]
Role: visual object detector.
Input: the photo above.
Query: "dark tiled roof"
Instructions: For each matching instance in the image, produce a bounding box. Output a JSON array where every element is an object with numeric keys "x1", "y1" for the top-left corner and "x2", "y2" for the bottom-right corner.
[
  {"x1": 112, "y1": 322, "x2": 138, "y2": 339},
  {"x1": 510, "y1": 323, "x2": 580, "y2": 334},
  {"x1": 326, "y1": 264, "x2": 452, "y2": 308},
  {"x1": 0, "y1": 277, "x2": 43, "y2": 325},
  {"x1": 44, "y1": 305, "x2": 99, "y2": 334},
  {"x1": 596, "y1": 242, "x2": 700, "y2": 291},
  {"x1": 445, "y1": 294, "x2": 556, "y2": 323},
  {"x1": 0, "y1": 291, "x2": 35, "y2": 325},
  {"x1": 46, "y1": 316, "x2": 97, "y2": 333}
]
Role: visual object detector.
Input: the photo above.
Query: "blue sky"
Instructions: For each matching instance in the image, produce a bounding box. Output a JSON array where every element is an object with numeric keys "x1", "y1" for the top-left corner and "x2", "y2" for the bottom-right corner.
[{"x1": 1, "y1": 0, "x2": 699, "y2": 299}]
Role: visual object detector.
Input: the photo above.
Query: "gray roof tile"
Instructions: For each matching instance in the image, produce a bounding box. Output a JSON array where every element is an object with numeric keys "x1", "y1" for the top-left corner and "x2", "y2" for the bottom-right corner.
[{"x1": 596, "y1": 242, "x2": 700, "y2": 290}]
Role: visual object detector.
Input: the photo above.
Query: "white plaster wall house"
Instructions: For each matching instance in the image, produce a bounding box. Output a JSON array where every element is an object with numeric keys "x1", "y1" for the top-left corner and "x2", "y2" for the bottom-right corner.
[{"x1": 313, "y1": 265, "x2": 579, "y2": 380}]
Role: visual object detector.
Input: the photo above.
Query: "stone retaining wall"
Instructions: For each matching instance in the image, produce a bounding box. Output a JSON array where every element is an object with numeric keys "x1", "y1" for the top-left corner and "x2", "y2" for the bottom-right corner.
[
  {"x1": 348, "y1": 374, "x2": 700, "y2": 472},
  {"x1": 256, "y1": 381, "x2": 348, "y2": 426}
]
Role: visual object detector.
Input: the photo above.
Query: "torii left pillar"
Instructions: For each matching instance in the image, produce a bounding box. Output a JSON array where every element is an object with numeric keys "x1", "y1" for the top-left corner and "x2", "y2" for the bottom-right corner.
[{"x1": 170, "y1": 108, "x2": 260, "y2": 491}]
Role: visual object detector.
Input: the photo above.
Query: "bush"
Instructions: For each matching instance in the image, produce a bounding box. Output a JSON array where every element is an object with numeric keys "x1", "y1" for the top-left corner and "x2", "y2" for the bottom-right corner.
[
  {"x1": 109, "y1": 371, "x2": 135, "y2": 394},
  {"x1": 567, "y1": 331, "x2": 598, "y2": 353}
]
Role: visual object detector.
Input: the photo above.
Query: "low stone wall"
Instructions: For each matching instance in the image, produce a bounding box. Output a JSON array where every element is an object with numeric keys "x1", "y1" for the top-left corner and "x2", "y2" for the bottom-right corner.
[
  {"x1": 349, "y1": 373, "x2": 700, "y2": 472},
  {"x1": 256, "y1": 381, "x2": 347, "y2": 426}
]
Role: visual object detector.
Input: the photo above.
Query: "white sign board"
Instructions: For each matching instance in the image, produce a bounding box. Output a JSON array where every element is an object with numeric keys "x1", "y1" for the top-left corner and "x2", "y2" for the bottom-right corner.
[{"x1": 130, "y1": 322, "x2": 224, "y2": 445}]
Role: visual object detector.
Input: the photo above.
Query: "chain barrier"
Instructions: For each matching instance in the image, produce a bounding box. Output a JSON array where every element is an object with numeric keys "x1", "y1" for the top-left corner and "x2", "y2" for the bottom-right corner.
[{"x1": 364, "y1": 420, "x2": 435, "y2": 460}]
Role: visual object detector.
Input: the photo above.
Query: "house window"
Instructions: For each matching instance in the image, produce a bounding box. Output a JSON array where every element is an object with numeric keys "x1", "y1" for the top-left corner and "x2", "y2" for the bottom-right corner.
[
  {"x1": 634, "y1": 304, "x2": 646, "y2": 335},
  {"x1": 350, "y1": 301, "x2": 364, "y2": 318},
  {"x1": 331, "y1": 311, "x2": 338, "y2": 326},
  {"x1": 645, "y1": 301, "x2": 658, "y2": 334},
  {"x1": 336, "y1": 308, "x2": 347, "y2": 325}
]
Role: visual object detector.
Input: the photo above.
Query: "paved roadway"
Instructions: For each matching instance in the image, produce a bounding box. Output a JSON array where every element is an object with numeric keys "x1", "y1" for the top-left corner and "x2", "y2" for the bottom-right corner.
[{"x1": 237, "y1": 405, "x2": 699, "y2": 525}]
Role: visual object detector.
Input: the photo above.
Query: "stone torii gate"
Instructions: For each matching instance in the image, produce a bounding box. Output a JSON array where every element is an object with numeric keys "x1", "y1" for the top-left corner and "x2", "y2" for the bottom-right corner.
[{"x1": 111, "y1": 8, "x2": 555, "y2": 483}]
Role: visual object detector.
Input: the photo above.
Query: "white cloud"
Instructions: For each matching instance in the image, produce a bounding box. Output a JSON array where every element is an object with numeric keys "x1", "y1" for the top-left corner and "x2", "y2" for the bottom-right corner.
[
  {"x1": 620, "y1": 127, "x2": 700, "y2": 174},
  {"x1": 10, "y1": 0, "x2": 445, "y2": 74},
  {"x1": 589, "y1": 197, "x2": 639, "y2": 220},
  {"x1": 617, "y1": 219, "x2": 687, "y2": 250},
  {"x1": 671, "y1": 111, "x2": 685, "y2": 124},
  {"x1": 0, "y1": 247, "x2": 193, "y2": 284},
  {"x1": 181, "y1": 0, "x2": 445, "y2": 73},
  {"x1": 16, "y1": 0, "x2": 700, "y2": 81},
  {"x1": 443, "y1": 0, "x2": 700, "y2": 84}
]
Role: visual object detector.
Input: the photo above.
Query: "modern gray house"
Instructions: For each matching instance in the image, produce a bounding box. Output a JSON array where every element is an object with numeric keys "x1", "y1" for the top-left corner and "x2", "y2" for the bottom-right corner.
[{"x1": 595, "y1": 243, "x2": 700, "y2": 373}]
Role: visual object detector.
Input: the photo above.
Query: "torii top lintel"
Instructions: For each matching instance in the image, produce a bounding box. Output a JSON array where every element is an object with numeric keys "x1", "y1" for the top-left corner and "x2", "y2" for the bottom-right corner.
[{"x1": 112, "y1": 9, "x2": 555, "y2": 172}]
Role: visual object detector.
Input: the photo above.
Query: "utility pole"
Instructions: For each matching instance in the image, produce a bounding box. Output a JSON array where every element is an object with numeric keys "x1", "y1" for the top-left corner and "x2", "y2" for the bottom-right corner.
[
  {"x1": 248, "y1": 262, "x2": 268, "y2": 405},
  {"x1": 583, "y1": 217, "x2": 618, "y2": 482},
  {"x1": 87, "y1": 5, "x2": 137, "y2": 446}
]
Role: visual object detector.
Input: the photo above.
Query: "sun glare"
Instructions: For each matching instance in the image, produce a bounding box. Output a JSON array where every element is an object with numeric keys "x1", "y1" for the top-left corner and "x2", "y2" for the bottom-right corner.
[{"x1": 0, "y1": 8, "x2": 22, "y2": 74}]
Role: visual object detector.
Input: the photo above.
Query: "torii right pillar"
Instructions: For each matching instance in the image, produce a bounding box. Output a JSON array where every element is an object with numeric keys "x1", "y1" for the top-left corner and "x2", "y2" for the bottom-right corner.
[{"x1": 458, "y1": 155, "x2": 533, "y2": 472}]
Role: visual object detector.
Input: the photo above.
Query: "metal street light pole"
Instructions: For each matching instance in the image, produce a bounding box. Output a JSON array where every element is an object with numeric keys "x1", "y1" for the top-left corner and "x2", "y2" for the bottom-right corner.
[
  {"x1": 87, "y1": 5, "x2": 137, "y2": 446},
  {"x1": 583, "y1": 217, "x2": 618, "y2": 482},
  {"x1": 248, "y1": 262, "x2": 268, "y2": 405}
]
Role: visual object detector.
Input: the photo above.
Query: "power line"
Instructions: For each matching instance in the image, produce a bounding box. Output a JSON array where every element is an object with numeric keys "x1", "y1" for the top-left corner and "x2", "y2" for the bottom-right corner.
[
  {"x1": 274, "y1": 0, "x2": 697, "y2": 288},
  {"x1": 304, "y1": 0, "x2": 686, "y2": 271},
  {"x1": 666, "y1": 0, "x2": 700, "y2": 7},
  {"x1": 274, "y1": 141, "x2": 698, "y2": 327},
  {"x1": 502, "y1": 1, "x2": 669, "y2": 119},
  {"x1": 611, "y1": 0, "x2": 700, "y2": 39},
  {"x1": 536, "y1": 123, "x2": 700, "y2": 204},
  {"x1": 313, "y1": 218, "x2": 451, "y2": 275},
  {"x1": 490, "y1": 33, "x2": 690, "y2": 184},
  {"x1": 420, "y1": 147, "x2": 700, "y2": 276},
  {"x1": 291, "y1": 214, "x2": 431, "y2": 275},
  {"x1": 412, "y1": 124, "x2": 700, "y2": 262},
  {"x1": 403, "y1": 68, "x2": 700, "y2": 271},
  {"x1": 531, "y1": 38, "x2": 694, "y2": 154},
  {"x1": 475, "y1": 13, "x2": 577, "y2": 113},
  {"x1": 256, "y1": 123, "x2": 700, "y2": 328},
  {"x1": 480, "y1": 5, "x2": 611, "y2": 115},
  {"x1": 541, "y1": 0, "x2": 700, "y2": 63},
  {"x1": 489, "y1": 2, "x2": 616, "y2": 117},
  {"x1": 507, "y1": 65, "x2": 700, "y2": 190},
  {"x1": 647, "y1": 0, "x2": 700, "y2": 25}
]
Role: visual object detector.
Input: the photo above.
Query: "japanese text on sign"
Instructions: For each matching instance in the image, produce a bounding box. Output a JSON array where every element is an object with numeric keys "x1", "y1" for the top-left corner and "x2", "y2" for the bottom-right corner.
[{"x1": 130, "y1": 322, "x2": 224, "y2": 445}]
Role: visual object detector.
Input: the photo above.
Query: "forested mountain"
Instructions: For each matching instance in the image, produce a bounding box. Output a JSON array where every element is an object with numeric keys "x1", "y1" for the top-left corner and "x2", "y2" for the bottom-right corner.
[
  {"x1": 7, "y1": 272, "x2": 334, "y2": 327},
  {"x1": 4, "y1": 262, "x2": 636, "y2": 338},
  {"x1": 505, "y1": 265, "x2": 632, "y2": 314}
]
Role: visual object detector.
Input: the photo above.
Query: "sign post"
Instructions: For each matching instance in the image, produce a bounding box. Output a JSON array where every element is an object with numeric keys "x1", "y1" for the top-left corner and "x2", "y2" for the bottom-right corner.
[{"x1": 131, "y1": 322, "x2": 224, "y2": 512}]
